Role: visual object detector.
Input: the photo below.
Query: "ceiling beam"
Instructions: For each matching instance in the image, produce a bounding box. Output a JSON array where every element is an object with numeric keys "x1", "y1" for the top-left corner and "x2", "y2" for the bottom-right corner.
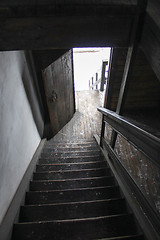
[
  {"x1": 0, "y1": 15, "x2": 134, "y2": 50},
  {"x1": 0, "y1": 2, "x2": 136, "y2": 50}
]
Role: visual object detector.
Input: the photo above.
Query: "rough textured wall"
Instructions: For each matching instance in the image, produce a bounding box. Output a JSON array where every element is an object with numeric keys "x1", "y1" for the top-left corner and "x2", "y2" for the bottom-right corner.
[
  {"x1": 0, "y1": 51, "x2": 41, "y2": 223},
  {"x1": 115, "y1": 134, "x2": 160, "y2": 216}
]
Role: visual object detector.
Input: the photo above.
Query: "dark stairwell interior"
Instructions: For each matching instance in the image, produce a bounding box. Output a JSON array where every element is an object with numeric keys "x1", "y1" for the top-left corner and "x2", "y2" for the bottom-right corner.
[
  {"x1": 0, "y1": 1, "x2": 160, "y2": 240},
  {"x1": 11, "y1": 92, "x2": 145, "y2": 239}
]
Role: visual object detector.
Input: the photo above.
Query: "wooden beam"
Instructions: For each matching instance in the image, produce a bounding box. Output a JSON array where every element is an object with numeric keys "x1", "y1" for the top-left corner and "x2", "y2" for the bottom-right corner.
[
  {"x1": 0, "y1": 2, "x2": 136, "y2": 50},
  {"x1": 0, "y1": 15, "x2": 134, "y2": 50},
  {"x1": 0, "y1": 1, "x2": 137, "y2": 18}
]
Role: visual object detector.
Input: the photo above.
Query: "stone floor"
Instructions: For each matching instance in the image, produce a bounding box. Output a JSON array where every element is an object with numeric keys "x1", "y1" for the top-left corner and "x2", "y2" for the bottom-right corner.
[{"x1": 48, "y1": 90, "x2": 104, "y2": 142}]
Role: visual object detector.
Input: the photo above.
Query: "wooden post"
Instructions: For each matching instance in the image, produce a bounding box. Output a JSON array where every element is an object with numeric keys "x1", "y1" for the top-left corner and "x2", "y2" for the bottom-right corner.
[
  {"x1": 100, "y1": 61, "x2": 108, "y2": 91},
  {"x1": 92, "y1": 77, "x2": 94, "y2": 90},
  {"x1": 96, "y1": 73, "x2": 98, "y2": 90}
]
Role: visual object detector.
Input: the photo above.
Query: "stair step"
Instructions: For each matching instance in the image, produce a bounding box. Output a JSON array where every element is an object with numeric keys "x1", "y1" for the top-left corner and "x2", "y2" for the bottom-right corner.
[
  {"x1": 41, "y1": 150, "x2": 101, "y2": 158},
  {"x1": 26, "y1": 186, "x2": 121, "y2": 205},
  {"x1": 43, "y1": 146, "x2": 100, "y2": 152},
  {"x1": 12, "y1": 214, "x2": 138, "y2": 240},
  {"x1": 39, "y1": 155, "x2": 104, "y2": 164},
  {"x1": 33, "y1": 168, "x2": 111, "y2": 180},
  {"x1": 20, "y1": 198, "x2": 127, "y2": 222},
  {"x1": 98, "y1": 235, "x2": 144, "y2": 239},
  {"x1": 36, "y1": 161, "x2": 107, "y2": 171},
  {"x1": 44, "y1": 143, "x2": 98, "y2": 149},
  {"x1": 46, "y1": 139, "x2": 96, "y2": 145},
  {"x1": 30, "y1": 176, "x2": 115, "y2": 191},
  {"x1": 12, "y1": 233, "x2": 144, "y2": 240}
]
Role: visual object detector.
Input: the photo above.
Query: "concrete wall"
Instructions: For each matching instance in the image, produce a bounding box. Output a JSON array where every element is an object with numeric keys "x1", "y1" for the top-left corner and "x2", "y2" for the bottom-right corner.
[{"x1": 0, "y1": 51, "x2": 42, "y2": 224}]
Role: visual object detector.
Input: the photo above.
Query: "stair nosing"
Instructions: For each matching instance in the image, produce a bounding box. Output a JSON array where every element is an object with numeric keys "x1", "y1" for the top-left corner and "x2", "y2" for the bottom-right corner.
[
  {"x1": 41, "y1": 149, "x2": 101, "y2": 154},
  {"x1": 34, "y1": 167, "x2": 109, "y2": 174},
  {"x1": 97, "y1": 235, "x2": 144, "y2": 240},
  {"x1": 21, "y1": 198, "x2": 125, "y2": 207},
  {"x1": 30, "y1": 175, "x2": 114, "y2": 183},
  {"x1": 37, "y1": 160, "x2": 106, "y2": 166},
  {"x1": 16, "y1": 213, "x2": 133, "y2": 225},
  {"x1": 40, "y1": 155, "x2": 103, "y2": 160},
  {"x1": 27, "y1": 185, "x2": 119, "y2": 193}
]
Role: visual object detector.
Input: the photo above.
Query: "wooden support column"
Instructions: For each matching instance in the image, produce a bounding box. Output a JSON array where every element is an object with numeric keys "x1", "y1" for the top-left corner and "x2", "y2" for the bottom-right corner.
[
  {"x1": 91, "y1": 77, "x2": 94, "y2": 90},
  {"x1": 100, "y1": 61, "x2": 108, "y2": 92},
  {"x1": 103, "y1": 48, "x2": 114, "y2": 108},
  {"x1": 96, "y1": 73, "x2": 98, "y2": 90},
  {"x1": 110, "y1": 0, "x2": 148, "y2": 149}
]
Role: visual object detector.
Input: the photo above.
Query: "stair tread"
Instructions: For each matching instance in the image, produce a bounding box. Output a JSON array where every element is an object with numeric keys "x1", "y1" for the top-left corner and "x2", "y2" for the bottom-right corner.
[
  {"x1": 28, "y1": 185, "x2": 119, "y2": 193},
  {"x1": 31, "y1": 175, "x2": 114, "y2": 182},
  {"x1": 37, "y1": 160, "x2": 106, "y2": 165},
  {"x1": 22, "y1": 198, "x2": 125, "y2": 207},
  {"x1": 12, "y1": 214, "x2": 138, "y2": 240},
  {"x1": 33, "y1": 168, "x2": 111, "y2": 180},
  {"x1": 18, "y1": 213, "x2": 133, "y2": 224},
  {"x1": 98, "y1": 235, "x2": 144, "y2": 239},
  {"x1": 12, "y1": 139, "x2": 144, "y2": 240},
  {"x1": 39, "y1": 156, "x2": 104, "y2": 163},
  {"x1": 37, "y1": 161, "x2": 107, "y2": 170},
  {"x1": 30, "y1": 176, "x2": 115, "y2": 190},
  {"x1": 26, "y1": 186, "x2": 120, "y2": 205},
  {"x1": 35, "y1": 167, "x2": 109, "y2": 173},
  {"x1": 20, "y1": 198, "x2": 127, "y2": 222}
]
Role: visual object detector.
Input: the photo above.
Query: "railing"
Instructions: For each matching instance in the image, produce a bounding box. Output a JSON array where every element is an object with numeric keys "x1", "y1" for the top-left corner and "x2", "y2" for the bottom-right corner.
[
  {"x1": 98, "y1": 107, "x2": 160, "y2": 168},
  {"x1": 89, "y1": 61, "x2": 108, "y2": 91}
]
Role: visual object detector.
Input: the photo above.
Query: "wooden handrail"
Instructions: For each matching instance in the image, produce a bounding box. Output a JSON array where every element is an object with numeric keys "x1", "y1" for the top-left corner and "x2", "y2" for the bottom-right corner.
[{"x1": 98, "y1": 107, "x2": 160, "y2": 168}]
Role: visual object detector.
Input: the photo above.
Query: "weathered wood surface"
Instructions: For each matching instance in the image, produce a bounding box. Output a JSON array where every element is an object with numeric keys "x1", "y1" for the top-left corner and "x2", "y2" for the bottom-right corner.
[
  {"x1": 105, "y1": 48, "x2": 160, "y2": 112},
  {"x1": 0, "y1": 0, "x2": 160, "y2": 86},
  {"x1": 0, "y1": 16, "x2": 133, "y2": 50},
  {"x1": 98, "y1": 107, "x2": 160, "y2": 167},
  {"x1": 0, "y1": 1, "x2": 137, "y2": 50},
  {"x1": 49, "y1": 90, "x2": 103, "y2": 142},
  {"x1": 0, "y1": 1, "x2": 137, "y2": 17},
  {"x1": 43, "y1": 50, "x2": 75, "y2": 136}
]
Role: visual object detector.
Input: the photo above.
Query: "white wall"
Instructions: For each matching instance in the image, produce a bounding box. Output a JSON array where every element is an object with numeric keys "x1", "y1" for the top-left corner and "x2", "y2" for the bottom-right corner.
[
  {"x1": 0, "y1": 51, "x2": 41, "y2": 223},
  {"x1": 73, "y1": 48, "x2": 111, "y2": 91}
]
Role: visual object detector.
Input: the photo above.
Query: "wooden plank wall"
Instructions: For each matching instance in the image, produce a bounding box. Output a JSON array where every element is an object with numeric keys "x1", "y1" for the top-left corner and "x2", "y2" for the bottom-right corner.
[{"x1": 105, "y1": 48, "x2": 160, "y2": 112}]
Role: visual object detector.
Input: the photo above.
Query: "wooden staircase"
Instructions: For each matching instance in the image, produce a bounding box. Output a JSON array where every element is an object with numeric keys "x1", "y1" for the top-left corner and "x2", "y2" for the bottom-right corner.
[{"x1": 12, "y1": 139, "x2": 145, "y2": 240}]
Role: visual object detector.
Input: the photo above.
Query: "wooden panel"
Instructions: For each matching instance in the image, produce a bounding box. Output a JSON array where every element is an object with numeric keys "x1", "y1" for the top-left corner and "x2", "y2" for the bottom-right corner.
[
  {"x1": 43, "y1": 50, "x2": 75, "y2": 136},
  {"x1": 0, "y1": 15, "x2": 133, "y2": 50},
  {"x1": 0, "y1": 1, "x2": 137, "y2": 17},
  {"x1": 105, "y1": 48, "x2": 160, "y2": 112},
  {"x1": 98, "y1": 107, "x2": 160, "y2": 167}
]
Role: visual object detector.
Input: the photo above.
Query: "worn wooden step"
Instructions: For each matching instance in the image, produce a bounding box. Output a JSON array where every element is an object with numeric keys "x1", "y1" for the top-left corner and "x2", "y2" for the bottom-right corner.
[
  {"x1": 36, "y1": 161, "x2": 107, "y2": 172},
  {"x1": 44, "y1": 143, "x2": 99, "y2": 150},
  {"x1": 26, "y1": 186, "x2": 121, "y2": 205},
  {"x1": 39, "y1": 155, "x2": 104, "y2": 164},
  {"x1": 98, "y1": 235, "x2": 144, "y2": 239},
  {"x1": 12, "y1": 214, "x2": 138, "y2": 240},
  {"x1": 46, "y1": 139, "x2": 96, "y2": 145},
  {"x1": 30, "y1": 176, "x2": 115, "y2": 191},
  {"x1": 41, "y1": 149, "x2": 101, "y2": 158},
  {"x1": 33, "y1": 168, "x2": 111, "y2": 180},
  {"x1": 43, "y1": 146, "x2": 100, "y2": 152},
  {"x1": 20, "y1": 198, "x2": 127, "y2": 222}
]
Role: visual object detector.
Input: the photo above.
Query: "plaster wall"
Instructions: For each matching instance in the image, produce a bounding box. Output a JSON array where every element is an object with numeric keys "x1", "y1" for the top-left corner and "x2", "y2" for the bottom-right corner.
[{"x1": 0, "y1": 51, "x2": 41, "y2": 223}]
